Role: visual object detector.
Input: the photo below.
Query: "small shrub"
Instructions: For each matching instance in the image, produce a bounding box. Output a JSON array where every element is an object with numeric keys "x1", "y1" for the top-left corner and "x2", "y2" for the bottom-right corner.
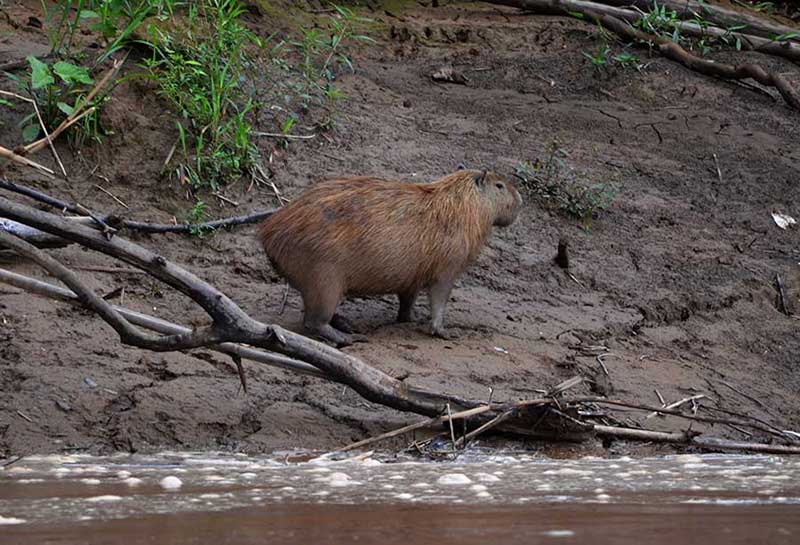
[
  {"x1": 4, "y1": 56, "x2": 107, "y2": 145},
  {"x1": 514, "y1": 141, "x2": 618, "y2": 228}
]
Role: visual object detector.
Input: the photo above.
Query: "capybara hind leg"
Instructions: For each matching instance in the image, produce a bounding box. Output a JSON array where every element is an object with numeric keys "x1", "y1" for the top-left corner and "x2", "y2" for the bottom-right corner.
[
  {"x1": 302, "y1": 289, "x2": 351, "y2": 347},
  {"x1": 397, "y1": 290, "x2": 419, "y2": 323},
  {"x1": 428, "y1": 278, "x2": 455, "y2": 339}
]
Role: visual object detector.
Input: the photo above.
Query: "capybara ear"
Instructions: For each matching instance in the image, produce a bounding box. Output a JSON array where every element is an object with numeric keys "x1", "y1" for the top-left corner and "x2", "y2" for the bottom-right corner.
[{"x1": 473, "y1": 170, "x2": 487, "y2": 187}]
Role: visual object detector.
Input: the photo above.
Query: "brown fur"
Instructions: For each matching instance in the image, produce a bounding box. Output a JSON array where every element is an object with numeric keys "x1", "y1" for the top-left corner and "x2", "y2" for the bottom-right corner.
[{"x1": 257, "y1": 169, "x2": 522, "y2": 345}]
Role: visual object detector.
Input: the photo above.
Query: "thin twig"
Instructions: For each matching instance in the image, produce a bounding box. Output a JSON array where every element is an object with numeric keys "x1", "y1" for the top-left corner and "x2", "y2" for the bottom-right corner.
[
  {"x1": 0, "y1": 145, "x2": 56, "y2": 178},
  {"x1": 334, "y1": 405, "x2": 494, "y2": 453},
  {"x1": 0, "y1": 90, "x2": 66, "y2": 177},
  {"x1": 646, "y1": 394, "x2": 706, "y2": 419},
  {"x1": 446, "y1": 403, "x2": 458, "y2": 455},
  {"x1": 94, "y1": 184, "x2": 129, "y2": 209},
  {"x1": 253, "y1": 131, "x2": 317, "y2": 140},
  {"x1": 712, "y1": 153, "x2": 723, "y2": 184}
]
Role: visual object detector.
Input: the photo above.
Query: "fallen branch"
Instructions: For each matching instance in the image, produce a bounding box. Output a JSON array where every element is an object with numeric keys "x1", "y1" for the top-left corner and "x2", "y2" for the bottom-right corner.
[
  {"x1": 646, "y1": 394, "x2": 706, "y2": 419},
  {"x1": 487, "y1": 0, "x2": 800, "y2": 110},
  {"x1": 594, "y1": 425, "x2": 800, "y2": 454},
  {"x1": 0, "y1": 268, "x2": 325, "y2": 379},
  {"x1": 0, "y1": 145, "x2": 56, "y2": 178},
  {"x1": 600, "y1": 0, "x2": 800, "y2": 43},
  {"x1": 0, "y1": 178, "x2": 276, "y2": 234}
]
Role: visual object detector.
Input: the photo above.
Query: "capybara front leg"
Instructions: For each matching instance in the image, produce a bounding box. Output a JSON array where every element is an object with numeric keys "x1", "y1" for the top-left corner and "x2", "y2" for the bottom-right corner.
[
  {"x1": 397, "y1": 290, "x2": 419, "y2": 323},
  {"x1": 428, "y1": 278, "x2": 455, "y2": 339}
]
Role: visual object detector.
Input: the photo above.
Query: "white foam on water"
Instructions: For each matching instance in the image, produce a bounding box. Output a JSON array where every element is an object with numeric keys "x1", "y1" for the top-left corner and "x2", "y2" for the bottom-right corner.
[
  {"x1": 116, "y1": 471, "x2": 131, "y2": 479},
  {"x1": 382, "y1": 484, "x2": 395, "y2": 489},
  {"x1": 474, "y1": 473, "x2": 500, "y2": 483},
  {"x1": 437, "y1": 474, "x2": 472, "y2": 485},
  {"x1": 15, "y1": 479, "x2": 44, "y2": 483},
  {"x1": 239, "y1": 473, "x2": 257, "y2": 479},
  {"x1": 327, "y1": 472, "x2": 359, "y2": 487},
  {"x1": 123, "y1": 478, "x2": 143, "y2": 487},
  {"x1": 85, "y1": 495, "x2": 123, "y2": 503},
  {"x1": 470, "y1": 484, "x2": 488, "y2": 492},
  {"x1": 475, "y1": 491, "x2": 491, "y2": 498},
  {"x1": 543, "y1": 468, "x2": 592, "y2": 476},
  {"x1": 395, "y1": 493, "x2": 413, "y2": 500},
  {"x1": 160, "y1": 476, "x2": 183, "y2": 489},
  {"x1": 81, "y1": 478, "x2": 102, "y2": 485},
  {"x1": 388, "y1": 474, "x2": 405, "y2": 480},
  {"x1": 542, "y1": 530, "x2": 575, "y2": 537},
  {"x1": 5, "y1": 466, "x2": 33, "y2": 474},
  {"x1": 204, "y1": 475, "x2": 227, "y2": 482},
  {"x1": 0, "y1": 516, "x2": 27, "y2": 525},
  {"x1": 199, "y1": 494, "x2": 221, "y2": 499}
]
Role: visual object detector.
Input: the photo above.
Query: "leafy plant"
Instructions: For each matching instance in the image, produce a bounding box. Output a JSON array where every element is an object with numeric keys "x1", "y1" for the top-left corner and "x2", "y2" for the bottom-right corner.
[
  {"x1": 185, "y1": 199, "x2": 213, "y2": 237},
  {"x1": 515, "y1": 141, "x2": 618, "y2": 228},
  {"x1": 582, "y1": 44, "x2": 610, "y2": 69},
  {"x1": 3, "y1": 56, "x2": 105, "y2": 145}
]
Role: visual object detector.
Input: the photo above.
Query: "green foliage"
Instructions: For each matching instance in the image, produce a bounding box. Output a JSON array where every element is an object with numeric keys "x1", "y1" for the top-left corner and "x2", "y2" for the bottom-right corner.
[
  {"x1": 515, "y1": 141, "x2": 618, "y2": 229},
  {"x1": 185, "y1": 199, "x2": 214, "y2": 237},
  {"x1": 40, "y1": 0, "x2": 177, "y2": 60},
  {"x1": 582, "y1": 44, "x2": 610, "y2": 69},
  {"x1": 267, "y1": 5, "x2": 374, "y2": 130},
  {"x1": 144, "y1": 0, "x2": 261, "y2": 190},
  {"x1": 3, "y1": 56, "x2": 105, "y2": 145}
]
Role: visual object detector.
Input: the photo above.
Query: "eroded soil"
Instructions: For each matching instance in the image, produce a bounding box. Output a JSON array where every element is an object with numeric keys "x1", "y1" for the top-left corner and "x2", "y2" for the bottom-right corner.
[{"x1": 1, "y1": 1, "x2": 799, "y2": 456}]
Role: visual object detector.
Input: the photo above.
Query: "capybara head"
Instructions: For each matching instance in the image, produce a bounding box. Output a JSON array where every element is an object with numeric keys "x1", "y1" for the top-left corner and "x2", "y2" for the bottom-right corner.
[{"x1": 472, "y1": 170, "x2": 523, "y2": 227}]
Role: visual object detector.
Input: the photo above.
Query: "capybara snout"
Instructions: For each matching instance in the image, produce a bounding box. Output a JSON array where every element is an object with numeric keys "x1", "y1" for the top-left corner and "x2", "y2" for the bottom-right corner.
[{"x1": 257, "y1": 169, "x2": 522, "y2": 346}]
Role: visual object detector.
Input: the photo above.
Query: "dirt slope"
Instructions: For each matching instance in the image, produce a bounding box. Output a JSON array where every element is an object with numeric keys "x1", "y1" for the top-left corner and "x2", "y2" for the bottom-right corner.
[{"x1": 1, "y1": 1, "x2": 799, "y2": 456}]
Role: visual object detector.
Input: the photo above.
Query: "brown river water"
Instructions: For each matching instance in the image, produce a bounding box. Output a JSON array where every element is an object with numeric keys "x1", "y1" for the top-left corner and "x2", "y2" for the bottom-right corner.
[{"x1": 2, "y1": 451, "x2": 799, "y2": 544}]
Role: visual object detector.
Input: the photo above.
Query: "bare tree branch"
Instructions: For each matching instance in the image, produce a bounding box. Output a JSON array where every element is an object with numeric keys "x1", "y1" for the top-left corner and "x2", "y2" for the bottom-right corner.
[{"x1": 0, "y1": 178, "x2": 276, "y2": 234}]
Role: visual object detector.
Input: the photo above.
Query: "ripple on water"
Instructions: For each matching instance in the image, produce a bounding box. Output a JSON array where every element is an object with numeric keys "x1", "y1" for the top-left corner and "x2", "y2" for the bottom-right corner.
[{"x1": 0, "y1": 516, "x2": 27, "y2": 525}]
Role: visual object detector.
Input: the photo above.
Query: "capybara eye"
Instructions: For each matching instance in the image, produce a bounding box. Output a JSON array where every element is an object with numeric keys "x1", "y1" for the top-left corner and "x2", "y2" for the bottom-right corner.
[{"x1": 495, "y1": 183, "x2": 504, "y2": 189}]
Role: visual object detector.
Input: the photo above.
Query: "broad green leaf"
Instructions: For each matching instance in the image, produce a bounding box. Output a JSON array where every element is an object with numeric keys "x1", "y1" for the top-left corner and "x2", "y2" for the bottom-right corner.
[
  {"x1": 57, "y1": 101, "x2": 75, "y2": 115},
  {"x1": 27, "y1": 56, "x2": 54, "y2": 90},
  {"x1": 53, "y1": 61, "x2": 93, "y2": 85},
  {"x1": 22, "y1": 123, "x2": 41, "y2": 142},
  {"x1": 0, "y1": 98, "x2": 14, "y2": 108},
  {"x1": 79, "y1": 9, "x2": 100, "y2": 19}
]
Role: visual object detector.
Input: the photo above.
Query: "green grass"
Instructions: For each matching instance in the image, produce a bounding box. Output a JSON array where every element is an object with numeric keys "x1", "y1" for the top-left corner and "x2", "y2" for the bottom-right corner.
[
  {"x1": 514, "y1": 141, "x2": 618, "y2": 229},
  {"x1": 143, "y1": 0, "x2": 261, "y2": 190}
]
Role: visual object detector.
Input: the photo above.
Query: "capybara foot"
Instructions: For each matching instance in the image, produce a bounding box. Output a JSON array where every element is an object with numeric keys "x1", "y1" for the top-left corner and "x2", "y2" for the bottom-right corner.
[
  {"x1": 429, "y1": 324, "x2": 452, "y2": 340},
  {"x1": 331, "y1": 313, "x2": 357, "y2": 334},
  {"x1": 306, "y1": 323, "x2": 353, "y2": 347},
  {"x1": 397, "y1": 308, "x2": 416, "y2": 323}
]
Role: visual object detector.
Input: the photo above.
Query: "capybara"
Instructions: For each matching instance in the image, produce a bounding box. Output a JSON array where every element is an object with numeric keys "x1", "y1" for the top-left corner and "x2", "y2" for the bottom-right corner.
[{"x1": 257, "y1": 169, "x2": 523, "y2": 346}]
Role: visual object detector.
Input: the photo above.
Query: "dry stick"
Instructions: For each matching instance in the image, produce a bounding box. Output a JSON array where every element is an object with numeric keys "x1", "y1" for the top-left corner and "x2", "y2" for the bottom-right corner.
[
  {"x1": 713, "y1": 154, "x2": 723, "y2": 184},
  {"x1": 646, "y1": 394, "x2": 706, "y2": 419},
  {"x1": 253, "y1": 132, "x2": 317, "y2": 140},
  {"x1": 73, "y1": 266, "x2": 145, "y2": 275},
  {"x1": 455, "y1": 408, "x2": 517, "y2": 448},
  {"x1": 0, "y1": 177, "x2": 276, "y2": 234},
  {"x1": 0, "y1": 146, "x2": 56, "y2": 178},
  {"x1": 572, "y1": 396, "x2": 794, "y2": 441},
  {"x1": 711, "y1": 378, "x2": 780, "y2": 418},
  {"x1": 594, "y1": 425, "x2": 800, "y2": 455},
  {"x1": 94, "y1": 184, "x2": 129, "y2": 209},
  {"x1": 0, "y1": 91, "x2": 66, "y2": 178},
  {"x1": 335, "y1": 405, "x2": 494, "y2": 453},
  {"x1": 0, "y1": 268, "x2": 327, "y2": 379},
  {"x1": 776, "y1": 273, "x2": 790, "y2": 316}
]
